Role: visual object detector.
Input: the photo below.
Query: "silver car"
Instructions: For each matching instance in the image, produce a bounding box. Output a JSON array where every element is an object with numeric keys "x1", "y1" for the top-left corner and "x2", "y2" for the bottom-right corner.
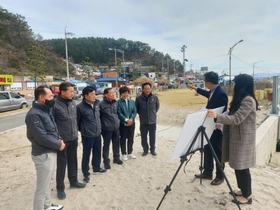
[{"x1": 0, "y1": 91, "x2": 28, "y2": 112}]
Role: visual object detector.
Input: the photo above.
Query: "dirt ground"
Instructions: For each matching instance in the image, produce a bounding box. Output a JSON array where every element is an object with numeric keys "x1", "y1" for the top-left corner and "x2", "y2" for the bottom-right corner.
[
  {"x1": 151, "y1": 88, "x2": 271, "y2": 127},
  {"x1": 0, "y1": 88, "x2": 276, "y2": 210}
]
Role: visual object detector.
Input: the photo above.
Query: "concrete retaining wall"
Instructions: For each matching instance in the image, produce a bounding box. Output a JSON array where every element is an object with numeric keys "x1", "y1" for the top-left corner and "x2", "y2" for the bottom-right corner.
[{"x1": 256, "y1": 115, "x2": 279, "y2": 166}]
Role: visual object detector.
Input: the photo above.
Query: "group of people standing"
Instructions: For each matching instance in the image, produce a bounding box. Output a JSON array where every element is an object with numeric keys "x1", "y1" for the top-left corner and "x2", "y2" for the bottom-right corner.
[
  {"x1": 25, "y1": 71, "x2": 257, "y2": 209},
  {"x1": 25, "y1": 82, "x2": 159, "y2": 210},
  {"x1": 189, "y1": 71, "x2": 258, "y2": 205}
]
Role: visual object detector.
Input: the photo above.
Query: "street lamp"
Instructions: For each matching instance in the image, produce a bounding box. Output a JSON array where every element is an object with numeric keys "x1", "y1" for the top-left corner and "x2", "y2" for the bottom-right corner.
[
  {"x1": 109, "y1": 47, "x2": 125, "y2": 87},
  {"x1": 228, "y1": 39, "x2": 243, "y2": 85},
  {"x1": 253, "y1": 61, "x2": 263, "y2": 80},
  {"x1": 65, "y1": 26, "x2": 74, "y2": 82},
  {"x1": 162, "y1": 53, "x2": 164, "y2": 73},
  {"x1": 116, "y1": 49, "x2": 125, "y2": 80},
  {"x1": 181, "y1": 45, "x2": 187, "y2": 75},
  {"x1": 167, "y1": 57, "x2": 169, "y2": 80},
  {"x1": 173, "y1": 60, "x2": 176, "y2": 77}
]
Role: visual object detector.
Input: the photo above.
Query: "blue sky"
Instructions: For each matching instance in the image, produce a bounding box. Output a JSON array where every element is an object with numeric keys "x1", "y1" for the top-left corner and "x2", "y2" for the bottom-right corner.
[{"x1": 1, "y1": 0, "x2": 280, "y2": 76}]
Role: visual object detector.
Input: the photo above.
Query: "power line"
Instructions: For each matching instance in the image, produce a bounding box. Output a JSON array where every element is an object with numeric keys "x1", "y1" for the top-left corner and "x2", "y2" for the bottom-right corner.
[
  {"x1": 231, "y1": 54, "x2": 251, "y2": 66},
  {"x1": 189, "y1": 54, "x2": 227, "y2": 61}
]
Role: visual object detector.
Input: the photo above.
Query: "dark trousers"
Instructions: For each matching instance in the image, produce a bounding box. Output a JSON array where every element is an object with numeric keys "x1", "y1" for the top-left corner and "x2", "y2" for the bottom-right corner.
[
  {"x1": 81, "y1": 135, "x2": 102, "y2": 177},
  {"x1": 56, "y1": 140, "x2": 78, "y2": 191},
  {"x1": 102, "y1": 129, "x2": 120, "y2": 164},
  {"x1": 235, "y1": 169, "x2": 252, "y2": 197},
  {"x1": 119, "y1": 123, "x2": 135, "y2": 155},
  {"x1": 140, "y1": 123, "x2": 156, "y2": 153},
  {"x1": 203, "y1": 129, "x2": 224, "y2": 179}
]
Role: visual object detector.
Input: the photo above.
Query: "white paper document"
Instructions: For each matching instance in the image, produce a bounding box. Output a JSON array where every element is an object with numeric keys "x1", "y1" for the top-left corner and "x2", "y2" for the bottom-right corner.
[{"x1": 171, "y1": 106, "x2": 225, "y2": 160}]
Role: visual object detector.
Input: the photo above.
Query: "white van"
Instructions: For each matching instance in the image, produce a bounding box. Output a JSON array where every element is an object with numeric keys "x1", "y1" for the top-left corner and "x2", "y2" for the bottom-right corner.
[{"x1": 73, "y1": 82, "x2": 88, "y2": 99}]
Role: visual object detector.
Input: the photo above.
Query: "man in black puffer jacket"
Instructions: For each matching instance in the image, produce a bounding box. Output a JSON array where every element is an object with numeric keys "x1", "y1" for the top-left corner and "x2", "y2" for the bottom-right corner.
[
  {"x1": 52, "y1": 82, "x2": 86, "y2": 200},
  {"x1": 26, "y1": 86, "x2": 65, "y2": 210},
  {"x1": 135, "y1": 82, "x2": 160, "y2": 156},
  {"x1": 77, "y1": 86, "x2": 106, "y2": 182},
  {"x1": 100, "y1": 88, "x2": 123, "y2": 170}
]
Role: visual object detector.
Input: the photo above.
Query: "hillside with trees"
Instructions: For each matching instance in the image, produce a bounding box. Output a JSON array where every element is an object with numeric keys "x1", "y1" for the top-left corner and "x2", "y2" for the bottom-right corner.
[
  {"x1": 0, "y1": 6, "x2": 183, "y2": 80},
  {"x1": 0, "y1": 6, "x2": 73, "y2": 80}
]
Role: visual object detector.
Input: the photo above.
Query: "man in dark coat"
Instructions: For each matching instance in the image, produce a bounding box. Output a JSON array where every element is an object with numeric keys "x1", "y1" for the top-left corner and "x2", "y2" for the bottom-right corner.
[
  {"x1": 135, "y1": 82, "x2": 160, "y2": 156},
  {"x1": 77, "y1": 86, "x2": 106, "y2": 182},
  {"x1": 26, "y1": 86, "x2": 65, "y2": 210},
  {"x1": 189, "y1": 71, "x2": 228, "y2": 185},
  {"x1": 100, "y1": 88, "x2": 123, "y2": 169},
  {"x1": 52, "y1": 82, "x2": 86, "y2": 200}
]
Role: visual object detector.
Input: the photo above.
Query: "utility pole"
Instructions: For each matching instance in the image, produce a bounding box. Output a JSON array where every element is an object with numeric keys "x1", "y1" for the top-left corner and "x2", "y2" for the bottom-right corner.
[
  {"x1": 109, "y1": 47, "x2": 118, "y2": 88},
  {"x1": 162, "y1": 52, "x2": 164, "y2": 75},
  {"x1": 167, "y1": 57, "x2": 169, "y2": 80},
  {"x1": 173, "y1": 61, "x2": 176, "y2": 77},
  {"x1": 64, "y1": 26, "x2": 74, "y2": 81},
  {"x1": 181, "y1": 45, "x2": 188, "y2": 75},
  {"x1": 252, "y1": 61, "x2": 263, "y2": 80}
]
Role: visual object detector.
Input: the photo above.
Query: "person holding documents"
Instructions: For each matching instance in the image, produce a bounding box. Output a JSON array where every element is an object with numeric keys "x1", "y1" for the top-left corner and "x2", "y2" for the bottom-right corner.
[
  {"x1": 207, "y1": 74, "x2": 258, "y2": 205},
  {"x1": 189, "y1": 71, "x2": 228, "y2": 185}
]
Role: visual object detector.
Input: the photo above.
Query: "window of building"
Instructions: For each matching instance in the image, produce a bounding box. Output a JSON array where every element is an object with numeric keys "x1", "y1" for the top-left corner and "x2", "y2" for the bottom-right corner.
[
  {"x1": 10, "y1": 82, "x2": 22, "y2": 90},
  {"x1": 27, "y1": 82, "x2": 37, "y2": 90}
]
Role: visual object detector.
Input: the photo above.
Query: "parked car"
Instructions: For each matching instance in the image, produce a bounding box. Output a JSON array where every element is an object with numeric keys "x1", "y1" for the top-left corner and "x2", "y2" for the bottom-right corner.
[
  {"x1": 87, "y1": 82, "x2": 107, "y2": 95},
  {"x1": 73, "y1": 82, "x2": 88, "y2": 99},
  {"x1": 0, "y1": 91, "x2": 28, "y2": 112},
  {"x1": 96, "y1": 87, "x2": 105, "y2": 95}
]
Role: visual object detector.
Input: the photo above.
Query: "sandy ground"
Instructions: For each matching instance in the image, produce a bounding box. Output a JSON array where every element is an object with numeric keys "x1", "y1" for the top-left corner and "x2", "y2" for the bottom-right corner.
[{"x1": 0, "y1": 90, "x2": 279, "y2": 210}]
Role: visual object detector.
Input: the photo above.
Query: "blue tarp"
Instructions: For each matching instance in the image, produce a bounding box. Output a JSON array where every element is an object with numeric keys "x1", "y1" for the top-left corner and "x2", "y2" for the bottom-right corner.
[{"x1": 97, "y1": 77, "x2": 120, "y2": 82}]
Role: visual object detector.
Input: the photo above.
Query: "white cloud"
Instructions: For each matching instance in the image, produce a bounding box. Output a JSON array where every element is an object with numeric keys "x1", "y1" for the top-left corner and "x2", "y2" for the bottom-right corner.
[{"x1": 1, "y1": 0, "x2": 279, "y2": 75}]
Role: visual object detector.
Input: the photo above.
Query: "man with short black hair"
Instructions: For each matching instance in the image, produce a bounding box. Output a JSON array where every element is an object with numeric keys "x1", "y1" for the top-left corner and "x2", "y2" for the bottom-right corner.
[
  {"x1": 77, "y1": 86, "x2": 106, "y2": 182},
  {"x1": 189, "y1": 71, "x2": 228, "y2": 185},
  {"x1": 100, "y1": 88, "x2": 123, "y2": 169},
  {"x1": 25, "y1": 85, "x2": 65, "y2": 210},
  {"x1": 135, "y1": 82, "x2": 160, "y2": 156},
  {"x1": 52, "y1": 82, "x2": 86, "y2": 200}
]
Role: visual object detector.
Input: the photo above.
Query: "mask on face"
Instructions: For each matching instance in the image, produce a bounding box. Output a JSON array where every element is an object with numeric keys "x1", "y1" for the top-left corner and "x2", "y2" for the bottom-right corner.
[{"x1": 44, "y1": 99, "x2": 55, "y2": 107}]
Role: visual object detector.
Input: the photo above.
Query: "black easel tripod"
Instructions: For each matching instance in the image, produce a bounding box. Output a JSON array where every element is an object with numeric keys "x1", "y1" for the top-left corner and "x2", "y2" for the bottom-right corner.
[{"x1": 156, "y1": 125, "x2": 241, "y2": 210}]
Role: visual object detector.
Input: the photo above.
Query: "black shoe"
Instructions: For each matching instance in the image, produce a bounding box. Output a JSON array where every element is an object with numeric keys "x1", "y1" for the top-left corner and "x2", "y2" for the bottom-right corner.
[
  {"x1": 151, "y1": 151, "x2": 157, "y2": 156},
  {"x1": 194, "y1": 173, "x2": 213, "y2": 180},
  {"x1": 211, "y1": 177, "x2": 224, "y2": 185},
  {"x1": 57, "y1": 190, "x2": 66, "y2": 200},
  {"x1": 104, "y1": 163, "x2": 111, "y2": 169},
  {"x1": 142, "y1": 151, "x2": 148, "y2": 156},
  {"x1": 70, "y1": 182, "x2": 86, "y2": 188},
  {"x1": 113, "y1": 159, "x2": 123, "y2": 165},
  {"x1": 93, "y1": 168, "x2": 106, "y2": 175},
  {"x1": 83, "y1": 176, "x2": 90, "y2": 183}
]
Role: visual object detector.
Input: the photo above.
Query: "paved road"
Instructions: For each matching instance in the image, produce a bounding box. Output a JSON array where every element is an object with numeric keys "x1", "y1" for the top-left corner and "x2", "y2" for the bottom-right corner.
[
  {"x1": 0, "y1": 110, "x2": 28, "y2": 132},
  {"x1": 0, "y1": 96, "x2": 104, "y2": 132}
]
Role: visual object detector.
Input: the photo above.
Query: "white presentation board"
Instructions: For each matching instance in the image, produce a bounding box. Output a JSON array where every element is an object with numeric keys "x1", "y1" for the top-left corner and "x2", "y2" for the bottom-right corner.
[{"x1": 171, "y1": 106, "x2": 225, "y2": 160}]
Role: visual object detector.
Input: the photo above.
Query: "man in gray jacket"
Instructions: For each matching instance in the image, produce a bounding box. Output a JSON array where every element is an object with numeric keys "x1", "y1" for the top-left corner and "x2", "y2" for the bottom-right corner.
[
  {"x1": 25, "y1": 86, "x2": 65, "y2": 210},
  {"x1": 52, "y1": 82, "x2": 86, "y2": 200},
  {"x1": 135, "y1": 82, "x2": 160, "y2": 156}
]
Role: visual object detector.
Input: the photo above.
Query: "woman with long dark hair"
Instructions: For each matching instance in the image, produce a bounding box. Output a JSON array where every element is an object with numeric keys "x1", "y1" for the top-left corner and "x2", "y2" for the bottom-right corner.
[{"x1": 207, "y1": 74, "x2": 259, "y2": 205}]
